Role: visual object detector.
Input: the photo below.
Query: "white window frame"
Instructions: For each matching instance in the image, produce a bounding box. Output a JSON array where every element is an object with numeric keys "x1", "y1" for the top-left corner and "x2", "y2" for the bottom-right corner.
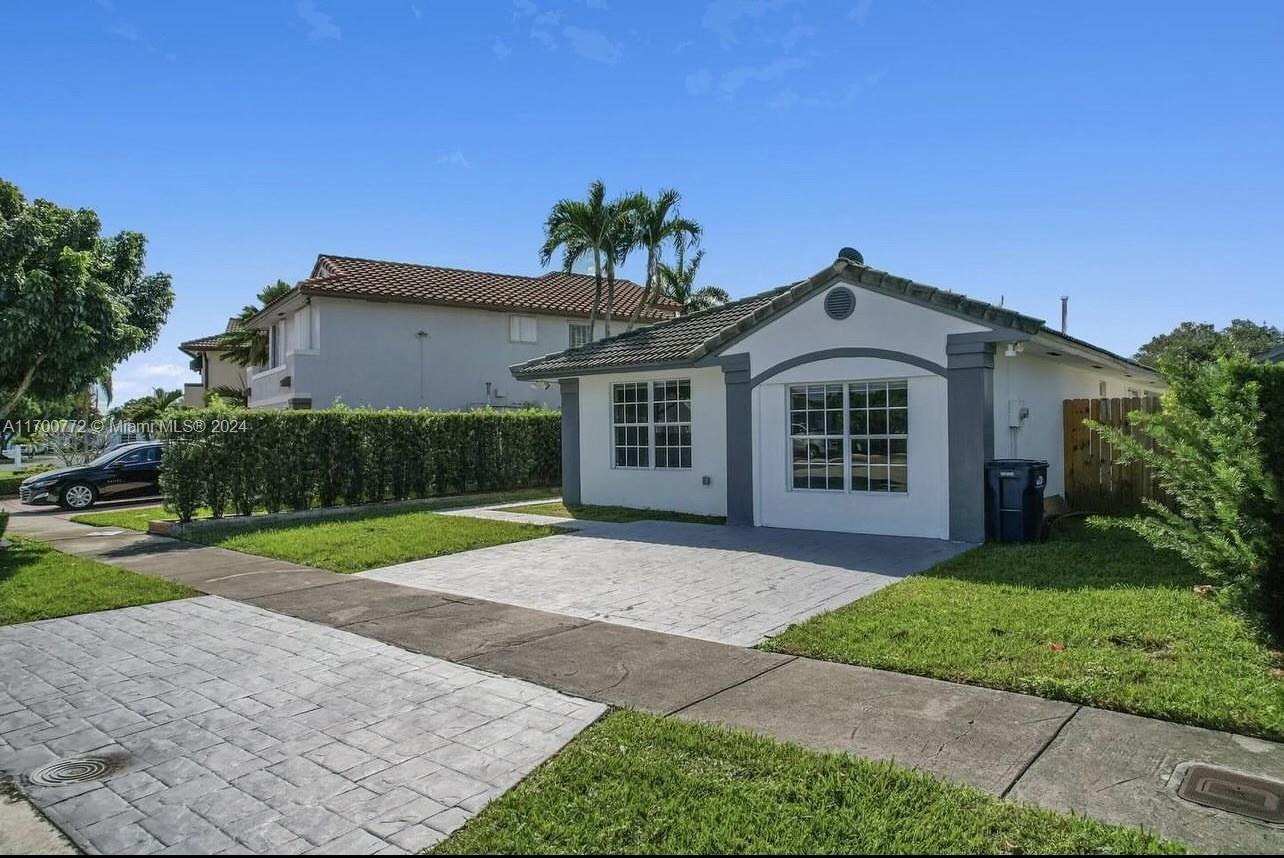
[
  {"x1": 610, "y1": 378, "x2": 693, "y2": 470},
  {"x1": 510, "y1": 315, "x2": 538, "y2": 343},
  {"x1": 787, "y1": 378, "x2": 910, "y2": 495},
  {"x1": 568, "y1": 322, "x2": 592, "y2": 348}
]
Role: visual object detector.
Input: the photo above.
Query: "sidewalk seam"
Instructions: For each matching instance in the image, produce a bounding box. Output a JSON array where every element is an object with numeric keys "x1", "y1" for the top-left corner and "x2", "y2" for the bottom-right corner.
[
  {"x1": 665, "y1": 655, "x2": 799, "y2": 717},
  {"x1": 999, "y1": 704, "x2": 1081, "y2": 799}
]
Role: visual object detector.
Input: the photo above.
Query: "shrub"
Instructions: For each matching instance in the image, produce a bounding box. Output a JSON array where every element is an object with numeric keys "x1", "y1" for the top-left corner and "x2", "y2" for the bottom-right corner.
[
  {"x1": 160, "y1": 440, "x2": 207, "y2": 523},
  {"x1": 0, "y1": 464, "x2": 55, "y2": 498},
  {"x1": 158, "y1": 407, "x2": 561, "y2": 522},
  {"x1": 0, "y1": 509, "x2": 9, "y2": 541},
  {"x1": 1089, "y1": 355, "x2": 1281, "y2": 623}
]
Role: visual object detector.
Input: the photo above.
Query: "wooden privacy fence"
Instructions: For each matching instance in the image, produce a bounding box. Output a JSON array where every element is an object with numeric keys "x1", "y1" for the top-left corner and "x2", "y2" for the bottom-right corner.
[{"x1": 1063, "y1": 396, "x2": 1169, "y2": 512}]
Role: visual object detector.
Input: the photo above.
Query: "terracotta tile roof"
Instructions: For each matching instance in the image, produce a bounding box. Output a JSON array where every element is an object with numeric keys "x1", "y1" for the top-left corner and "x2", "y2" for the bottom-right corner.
[
  {"x1": 287, "y1": 254, "x2": 679, "y2": 321},
  {"x1": 511, "y1": 288, "x2": 788, "y2": 378},
  {"x1": 179, "y1": 318, "x2": 244, "y2": 352}
]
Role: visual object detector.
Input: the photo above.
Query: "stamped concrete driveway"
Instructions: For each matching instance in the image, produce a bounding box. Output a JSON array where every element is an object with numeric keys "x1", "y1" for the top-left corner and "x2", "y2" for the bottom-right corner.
[
  {"x1": 359, "y1": 520, "x2": 973, "y2": 646},
  {"x1": 0, "y1": 597, "x2": 604, "y2": 855}
]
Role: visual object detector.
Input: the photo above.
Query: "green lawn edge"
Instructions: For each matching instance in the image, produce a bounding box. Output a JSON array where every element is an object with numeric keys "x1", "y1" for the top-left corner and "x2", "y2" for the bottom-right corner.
[
  {"x1": 69, "y1": 487, "x2": 561, "y2": 533},
  {"x1": 432, "y1": 709, "x2": 1180, "y2": 855},
  {"x1": 0, "y1": 537, "x2": 196, "y2": 625},
  {"x1": 762, "y1": 521, "x2": 1284, "y2": 741},
  {"x1": 505, "y1": 500, "x2": 726, "y2": 525}
]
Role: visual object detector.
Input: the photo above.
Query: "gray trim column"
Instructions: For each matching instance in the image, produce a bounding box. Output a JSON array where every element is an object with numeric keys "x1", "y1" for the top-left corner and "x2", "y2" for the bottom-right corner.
[
  {"x1": 946, "y1": 337, "x2": 995, "y2": 542},
  {"x1": 558, "y1": 378, "x2": 581, "y2": 506},
  {"x1": 720, "y1": 354, "x2": 754, "y2": 526}
]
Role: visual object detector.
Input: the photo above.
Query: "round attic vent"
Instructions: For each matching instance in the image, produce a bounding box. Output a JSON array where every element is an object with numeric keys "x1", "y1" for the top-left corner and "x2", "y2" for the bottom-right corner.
[{"x1": 824, "y1": 286, "x2": 855, "y2": 320}]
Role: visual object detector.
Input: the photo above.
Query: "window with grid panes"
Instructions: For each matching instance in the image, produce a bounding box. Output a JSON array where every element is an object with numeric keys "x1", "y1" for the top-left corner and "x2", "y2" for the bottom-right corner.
[
  {"x1": 611, "y1": 382, "x2": 650, "y2": 467},
  {"x1": 652, "y1": 379, "x2": 692, "y2": 468},
  {"x1": 789, "y1": 383, "x2": 845, "y2": 490},
  {"x1": 849, "y1": 380, "x2": 908, "y2": 492}
]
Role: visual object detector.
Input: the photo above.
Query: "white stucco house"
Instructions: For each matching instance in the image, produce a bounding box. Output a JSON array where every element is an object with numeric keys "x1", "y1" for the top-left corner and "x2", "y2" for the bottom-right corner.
[
  {"x1": 179, "y1": 319, "x2": 250, "y2": 408},
  {"x1": 511, "y1": 248, "x2": 1163, "y2": 542},
  {"x1": 229, "y1": 254, "x2": 676, "y2": 411}
]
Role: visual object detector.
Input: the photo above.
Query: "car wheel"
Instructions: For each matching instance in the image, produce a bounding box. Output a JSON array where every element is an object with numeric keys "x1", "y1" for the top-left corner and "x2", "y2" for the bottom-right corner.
[{"x1": 60, "y1": 482, "x2": 97, "y2": 510}]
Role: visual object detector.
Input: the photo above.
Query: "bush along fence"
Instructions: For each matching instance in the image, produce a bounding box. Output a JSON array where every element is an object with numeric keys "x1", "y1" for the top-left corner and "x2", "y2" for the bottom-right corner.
[
  {"x1": 1063, "y1": 396, "x2": 1168, "y2": 512},
  {"x1": 159, "y1": 408, "x2": 561, "y2": 523}
]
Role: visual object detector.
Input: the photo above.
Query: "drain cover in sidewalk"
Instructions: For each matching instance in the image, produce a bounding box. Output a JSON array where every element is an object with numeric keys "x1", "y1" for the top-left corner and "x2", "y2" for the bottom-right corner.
[
  {"x1": 26, "y1": 755, "x2": 128, "y2": 787},
  {"x1": 1176, "y1": 763, "x2": 1284, "y2": 823}
]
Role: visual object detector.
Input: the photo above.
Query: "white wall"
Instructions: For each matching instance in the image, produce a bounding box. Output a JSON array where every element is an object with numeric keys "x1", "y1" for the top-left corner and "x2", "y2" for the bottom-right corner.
[
  {"x1": 992, "y1": 352, "x2": 1152, "y2": 497},
  {"x1": 722, "y1": 280, "x2": 984, "y2": 540},
  {"x1": 726, "y1": 280, "x2": 988, "y2": 374},
  {"x1": 753, "y1": 359, "x2": 951, "y2": 539},
  {"x1": 250, "y1": 298, "x2": 626, "y2": 411},
  {"x1": 578, "y1": 366, "x2": 727, "y2": 516}
]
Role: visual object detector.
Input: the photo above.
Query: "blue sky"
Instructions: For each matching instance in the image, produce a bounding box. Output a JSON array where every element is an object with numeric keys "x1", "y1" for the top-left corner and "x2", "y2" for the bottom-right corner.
[{"x1": 4, "y1": 1, "x2": 1281, "y2": 401}]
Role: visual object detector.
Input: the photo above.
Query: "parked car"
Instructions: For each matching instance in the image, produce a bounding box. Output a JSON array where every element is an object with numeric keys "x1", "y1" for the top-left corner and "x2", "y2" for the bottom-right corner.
[{"x1": 18, "y1": 442, "x2": 164, "y2": 510}]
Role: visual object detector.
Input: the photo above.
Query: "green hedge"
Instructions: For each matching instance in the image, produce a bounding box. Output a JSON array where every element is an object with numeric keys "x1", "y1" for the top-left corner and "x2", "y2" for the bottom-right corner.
[
  {"x1": 0, "y1": 464, "x2": 55, "y2": 498},
  {"x1": 159, "y1": 408, "x2": 561, "y2": 522}
]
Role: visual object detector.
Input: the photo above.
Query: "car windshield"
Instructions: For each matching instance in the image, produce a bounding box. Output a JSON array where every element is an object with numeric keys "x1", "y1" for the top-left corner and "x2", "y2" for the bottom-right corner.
[{"x1": 87, "y1": 445, "x2": 145, "y2": 467}]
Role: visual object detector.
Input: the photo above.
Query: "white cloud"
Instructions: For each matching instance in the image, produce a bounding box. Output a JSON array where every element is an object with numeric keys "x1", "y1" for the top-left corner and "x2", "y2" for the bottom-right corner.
[
  {"x1": 686, "y1": 69, "x2": 713, "y2": 95},
  {"x1": 437, "y1": 151, "x2": 471, "y2": 169},
  {"x1": 107, "y1": 21, "x2": 139, "y2": 41},
  {"x1": 296, "y1": 0, "x2": 340, "y2": 41},
  {"x1": 849, "y1": 0, "x2": 874, "y2": 24},
  {"x1": 492, "y1": 39, "x2": 512, "y2": 60},
  {"x1": 717, "y1": 56, "x2": 806, "y2": 94},
  {"x1": 530, "y1": 11, "x2": 561, "y2": 49},
  {"x1": 562, "y1": 25, "x2": 621, "y2": 64},
  {"x1": 702, "y1": 0, "x2": 800, "y2": 46},
  {"x1": 111, "y1": 361, "x2": 193, "y2": 402}
]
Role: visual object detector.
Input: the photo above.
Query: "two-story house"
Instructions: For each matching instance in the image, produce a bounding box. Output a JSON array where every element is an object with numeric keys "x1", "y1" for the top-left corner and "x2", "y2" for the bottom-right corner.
[
  {"x1": 179, "y1": 319, "x2": 251, "y2": 408},
  {"x1": 222, "y1": 254, "x2": 677, "y2": 411}
]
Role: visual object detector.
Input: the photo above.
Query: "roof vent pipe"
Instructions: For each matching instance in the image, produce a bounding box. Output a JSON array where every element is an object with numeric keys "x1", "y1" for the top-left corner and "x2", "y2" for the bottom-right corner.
[
  {"x1": 837, "y1": 247, "x2": 865, "y2": 266},
  {"x1": 1060, "y1": 296, "x2": 1069, "y2": 334}
]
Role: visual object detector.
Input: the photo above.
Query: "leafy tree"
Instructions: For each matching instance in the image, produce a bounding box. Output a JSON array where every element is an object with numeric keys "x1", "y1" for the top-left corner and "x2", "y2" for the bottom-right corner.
[
  {"x1": 220, "y1": 279, "x2": 293, "y2": 367},
  {"x1": 117, "y1": 387, "x2": 183, "y2": 423},
  {"x1": 0, "y1": 178, "x2": 174, "y2": 423},
  {"x1": 1135, "y1": 319, "x2": 1283, "y2": 369},
  {"x1": 1088, "y1": 355, "x2": 1279, "y2": 622},
  {"x1": 624, "y1": 189, "x2": 702, "y2": 332},
  {"x1": 207, "y1": 385, "x2": 248, "y2": 407},
  {"x1": 657, "y1": 245, "x2": 729, "y2": 316},
  {"x1": 540, "y1": 180, "x2": 636, "y2": 341}
]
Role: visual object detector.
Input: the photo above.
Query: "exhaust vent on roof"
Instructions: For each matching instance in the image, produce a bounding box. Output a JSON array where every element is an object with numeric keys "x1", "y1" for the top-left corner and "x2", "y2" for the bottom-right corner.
[
  {"x1": 824, "y1": 286, "x2": 856, "y2": 320},
  {"x1": 837, "y1": 247, "x2": 865, "y2": 265}
]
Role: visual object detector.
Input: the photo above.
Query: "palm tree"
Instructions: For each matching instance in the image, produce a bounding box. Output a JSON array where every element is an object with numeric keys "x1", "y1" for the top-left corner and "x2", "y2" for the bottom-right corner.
[
  {"x1": 599, "y1": 193, "x2": 646, "y2": 339},
  {"x1": 121, "y1": 387, "x2": 182, "y2": 423},
  {"x1": 222, "y1": 280, "x2": 293, "y2": 367},
  {"x1": 540, "y1": 181, "x2": 639, "y2": 341},
  {"x1": 540, "y1": 181, "x2": 610, "y2": 341},
  {"x1": 624, "y1": 189, "x2": 701, "y2": 331},
  {"x1": 657, "y1": 247, "x2": 729, "y2": 316}
]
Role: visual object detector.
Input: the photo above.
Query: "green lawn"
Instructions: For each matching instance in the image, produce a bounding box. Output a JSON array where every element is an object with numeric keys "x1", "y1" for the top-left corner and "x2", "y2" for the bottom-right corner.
[
  {"x1": 0, "y1": 537, "x2": 196, "y2": 625},
  {"x1": 764, "y1": 520, "x2": 1284, "y2": 740},
  {"x1": 506, "y1": 500, "x2": 726, "y2": 525},
  {"x1": 177, "y1": 508, "x2": 558, "y2": 573},
  {"x1": 70, "y1": 488, "x2": 562, "y2": 533},
  {"x1": 434, "y1": 709, "x2": 1178, "y2": 855}
]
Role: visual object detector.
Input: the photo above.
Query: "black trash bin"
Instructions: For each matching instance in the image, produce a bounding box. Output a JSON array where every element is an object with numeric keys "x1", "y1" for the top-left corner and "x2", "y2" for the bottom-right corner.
[{"x1": 984, "y1": 459, "x2": 1048, "y2": 543}]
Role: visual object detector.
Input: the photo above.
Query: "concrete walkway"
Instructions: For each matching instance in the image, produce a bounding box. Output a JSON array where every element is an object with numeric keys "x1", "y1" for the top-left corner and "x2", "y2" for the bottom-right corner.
[
  {"x1": 4, "y1": 503, "x2": 1283, "y2": 852},
  {"x1": 362, "y1": 512, "x2": 969, "y2": 646}
]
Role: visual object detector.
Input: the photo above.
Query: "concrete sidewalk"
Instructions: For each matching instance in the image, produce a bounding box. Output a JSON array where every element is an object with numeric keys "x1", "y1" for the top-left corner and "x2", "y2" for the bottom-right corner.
[{"x1": 5, "y1": 504, "x2": 1282, "y2": 852}]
